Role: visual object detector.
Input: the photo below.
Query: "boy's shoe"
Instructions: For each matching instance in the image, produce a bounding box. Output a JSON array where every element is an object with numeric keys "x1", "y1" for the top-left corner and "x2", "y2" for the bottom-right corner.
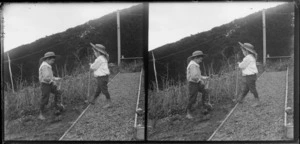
[
  {"x1": 103, "y1": 100, "x2": 112, "y2": 109},
  {"x1": 252, "y1": 98, "x2": 260, "y2": 107},
  {"x1": 38, "y1": 114, "x2": 46, "y2": 120},
  {"x1": 204, "y1": 103, "x2": 213, "y2": 111},
  {"x1": 186, "y1": 112, "x2": 194, "y2": 119}
]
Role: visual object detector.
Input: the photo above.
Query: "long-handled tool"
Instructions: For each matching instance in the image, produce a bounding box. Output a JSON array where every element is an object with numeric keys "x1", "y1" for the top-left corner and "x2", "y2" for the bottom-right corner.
[
  {"x1": 57, "y1": 78, "x2": 65, "y2": 111},
  {"x1": 86, "y1": 61, "x2": 92, "y2": 103},
  {"x1": 55, "y1": 65, "x2": 65, "y2": 110},
  {"x1": 90, "y1": 43, "x2": 99, "y2": 55},
  {"x1": 85, "y1": 44, "x2": 93, "y2": 103},
  {"x1": 205, "y1": 77, "x2": 213, "y2": 109},
  {"x1": 235, "y1": 54, "x2": 239, "y2": 99}
]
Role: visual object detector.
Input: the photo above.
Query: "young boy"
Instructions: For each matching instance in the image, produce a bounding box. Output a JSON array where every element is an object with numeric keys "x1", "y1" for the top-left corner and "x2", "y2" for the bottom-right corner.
[
  {"x1": 237, "y1": 42, "x2": 260, "y2": 107},
  {"x1": 89, "y1": 43, "x2": 112, "y2": 109},
  {"x1": 38, "y1": 52, "x2": 63, "y2": 120},
  {"x1": 186, "y1": 50, "x2": 209, "y2": 119}
]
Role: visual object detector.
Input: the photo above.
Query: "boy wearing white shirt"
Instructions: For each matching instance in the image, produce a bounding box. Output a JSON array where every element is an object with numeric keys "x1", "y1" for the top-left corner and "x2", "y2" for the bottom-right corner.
[
  {"x1": 89, "y1": 43, "x2": 112, "y2": 109},
  {"x1": 38, "y1": 52, "x2": 63, "y2": 120},
  {"x1": 237, "y1": 42, "x2": 260, "y2": 107},
  {"x1": 186, "y1": 50, "x2": 210, "y2": 119}
]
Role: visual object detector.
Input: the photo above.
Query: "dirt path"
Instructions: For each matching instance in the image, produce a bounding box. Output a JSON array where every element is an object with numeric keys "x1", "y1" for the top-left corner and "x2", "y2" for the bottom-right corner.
[
  {"x1": 211, "y1": 71, "x2": 287, "y2": 140},
  {"x1": 286, "y1": 66, "x2": 294, "y2": 127},
  {"x1": 61, "y1": 72, "x2": 140, "y2": 140}
]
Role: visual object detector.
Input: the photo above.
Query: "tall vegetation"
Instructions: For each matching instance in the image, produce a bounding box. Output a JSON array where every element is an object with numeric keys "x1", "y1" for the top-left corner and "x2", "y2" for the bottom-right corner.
[
  {"x1": 4, "y1": 59, "x2": 143, "y2": 121},
  {"x1": 148, "y1": 61, "x2": 241, "y2": 121}
]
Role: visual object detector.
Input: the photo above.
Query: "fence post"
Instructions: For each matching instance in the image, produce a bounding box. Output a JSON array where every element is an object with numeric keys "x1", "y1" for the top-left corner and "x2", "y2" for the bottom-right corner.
[
  {"x1": 152, "y1": 52, "x2": 159, "y2": 92},
  {"x1": 117, "y1": 10, "x2": 121, "y2": 66},
  {"x1": 235, "y1": 54, "x2": 238, "y2": 98},
  {"x1": 7, "y1": 53, "x2": 15, "y2": 93}
]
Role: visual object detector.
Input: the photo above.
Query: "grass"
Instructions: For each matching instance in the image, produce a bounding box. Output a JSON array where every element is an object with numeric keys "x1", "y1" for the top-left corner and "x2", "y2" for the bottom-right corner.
[
  {"x1": 148, "y1": 59, "x2": 266, "y2": 124},
  {"x1": 119, "y1": 59, "x2": 143, "y2": 73},
  {"x1": 265, "y1": 56, "x2": 293, "y2": 72},
  {"x1": 4, "y1": 59, "x2": 142, "y2": 122}
]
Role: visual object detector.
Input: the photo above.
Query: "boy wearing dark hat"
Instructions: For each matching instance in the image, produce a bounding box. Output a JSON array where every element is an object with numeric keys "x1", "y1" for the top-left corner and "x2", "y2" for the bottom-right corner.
[
  {"x1": 89, "y1": 43, "x2": 112, "y2": 109},
  {"x1": 38, "y1": 52, "x2": 63, "y2": 120},
  {"x1": 186, "y1": 50, "x2": 210, "y2": 119},
  {"x1": 236, "y1": 42, "x2": 260, "y2": 107}
]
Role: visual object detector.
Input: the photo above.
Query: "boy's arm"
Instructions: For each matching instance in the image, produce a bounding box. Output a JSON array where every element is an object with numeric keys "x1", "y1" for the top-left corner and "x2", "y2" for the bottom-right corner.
[
  {"x1": 90, "y1": 57, "x2": 104, "y2": 71},
  {"x1": 238, "y1": 56, "x2": 251, "y2": 69}
]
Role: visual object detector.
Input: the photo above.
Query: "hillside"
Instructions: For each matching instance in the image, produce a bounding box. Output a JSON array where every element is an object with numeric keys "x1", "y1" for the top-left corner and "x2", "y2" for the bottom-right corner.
[
  {"x1": 3, "y1": 4, "x2": 145, "y2": 87},
  {"x1": 148, "y1": 3, "x2": 294, "y2": 85}
]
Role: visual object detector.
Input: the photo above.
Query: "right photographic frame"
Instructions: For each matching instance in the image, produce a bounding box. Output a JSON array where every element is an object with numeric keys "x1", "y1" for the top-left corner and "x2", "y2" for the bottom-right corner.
[{"x1": 147, "y1": 2, "x2": 297, "y2": 141}]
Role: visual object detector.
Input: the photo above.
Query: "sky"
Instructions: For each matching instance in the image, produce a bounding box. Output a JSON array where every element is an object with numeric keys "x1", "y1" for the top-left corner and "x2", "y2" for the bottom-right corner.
[
  {"x1": 2, "y1": 2, "x2": 288, "y2": 52},
  {"x1": 2, "y1": 3, "x2": 139, "y2": 52},
  {"x1": 149, "y1": 2, "x2": 287, "y2": 51}
]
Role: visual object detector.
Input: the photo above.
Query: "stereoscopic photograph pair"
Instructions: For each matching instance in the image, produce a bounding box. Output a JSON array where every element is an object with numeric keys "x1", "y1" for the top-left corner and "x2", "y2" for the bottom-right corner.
[{"x1": 2, "y1": 2, "x2": 297, "y2": 142}]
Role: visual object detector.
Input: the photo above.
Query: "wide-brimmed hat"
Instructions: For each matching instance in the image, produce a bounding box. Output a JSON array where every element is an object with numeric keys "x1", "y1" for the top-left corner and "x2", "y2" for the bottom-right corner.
[
  {"x1": 188, "y1": 50, "x2": 207, "y2": 60},
  {"x1": 90, "y1": 43, "x2": 108, "y2": 55},
  {"x1": 238, "y1": 42, "x2": 257, "y2": 55},
  {"x1": 41, "y1": 52, "x2": 59, "y2": 60}
]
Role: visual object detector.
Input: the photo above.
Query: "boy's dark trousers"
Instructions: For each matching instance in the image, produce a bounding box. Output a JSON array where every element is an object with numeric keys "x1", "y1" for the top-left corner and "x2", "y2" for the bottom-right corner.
[
  {"x1": 187, "y1": 81, "x2": 208, "y2": 112},
  {"x1": 92, "y1": 75, "x2": 110, "y2": 101},
  {"x1": 238, "y1": 74, "x2": 259, "y2": 101},
  {"x1": 40, "y1": 82, "x2": 62, "y2": 114}
]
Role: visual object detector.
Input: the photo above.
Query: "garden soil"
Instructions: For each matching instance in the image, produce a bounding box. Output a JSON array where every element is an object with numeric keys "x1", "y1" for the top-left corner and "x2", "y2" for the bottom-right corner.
[
  {"x1": 148, "y1": 71, "x2": 289, "y2": 141},
  {"x1": 212, "y1": 71, "x2": 287, "y2": 140},
  {"x1": 61, "y1": 72, "x2": 140, "y2": 140},
  {"x1": 147, "y1": 98, "x2": 234, "y2": 141},
  {"x1": 5, "y1": 72, "x2": 141, "y2": 140}
]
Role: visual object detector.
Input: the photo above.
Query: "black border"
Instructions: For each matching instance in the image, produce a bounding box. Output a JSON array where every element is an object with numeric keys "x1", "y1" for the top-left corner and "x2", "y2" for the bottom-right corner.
[
  {"x1": 143, "y1": 2, "x2": 149, "y2": 142},
  {"x1": 1, "y1": 1, "x2": 300, "y2": 144},
  {"x1": 293, "y1": 0, "x2": 299, "y2": 143}
]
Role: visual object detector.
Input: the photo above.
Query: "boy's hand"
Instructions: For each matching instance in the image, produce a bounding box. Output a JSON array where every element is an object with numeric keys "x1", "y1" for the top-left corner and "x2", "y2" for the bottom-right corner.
[
  {"x1": 51, "y1": 80, "x2": 58, "y2": 86},
  {"x1": 198, "y1": 79, "x2": 204, "y2": 84},
  {"x1": 202, "y1": 76, "x2": 209, "y2": 80},
  {"x1": 54, "y1": 77, "x2": 61, "y2": 81}
]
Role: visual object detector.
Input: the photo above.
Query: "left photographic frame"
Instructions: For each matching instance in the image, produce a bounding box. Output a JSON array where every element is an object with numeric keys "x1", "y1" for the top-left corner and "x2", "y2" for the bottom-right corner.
[{"x1": 2, "y1": 2, "x2": 146, "y2": 141}]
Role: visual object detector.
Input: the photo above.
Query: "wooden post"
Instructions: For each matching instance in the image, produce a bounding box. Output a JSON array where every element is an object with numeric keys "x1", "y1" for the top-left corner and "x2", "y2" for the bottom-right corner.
[
  {"x1": 262, "y1": 9, "x2": 267, "y2": 65},
  {"x1": 117, "y1": 10, "x2": 121, "y2": 66},
  {"x1": 152, "y1": 52, "x2": 159, "y2": 92},
  {"x1": 7, "y1": 53, "x2": 15, "y2": 93},
  {"x1": 17, "y1": 64, "x2": 23, "y2": 83}
]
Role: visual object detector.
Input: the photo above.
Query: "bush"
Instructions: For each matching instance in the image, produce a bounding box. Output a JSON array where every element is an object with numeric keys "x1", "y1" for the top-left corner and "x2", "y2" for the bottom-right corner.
[{"x1": 119, "y1": 59, "x2": 143, "y2": 73}]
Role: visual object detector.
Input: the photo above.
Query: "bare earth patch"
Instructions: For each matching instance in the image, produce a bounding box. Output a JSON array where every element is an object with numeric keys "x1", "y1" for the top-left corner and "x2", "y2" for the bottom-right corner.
[
  {"x1": 61, "y1": 72, "x2": 140, "y2": 140},
  {"x1": 212, "y1": 71, "x2": 287, "y2": 140}
]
